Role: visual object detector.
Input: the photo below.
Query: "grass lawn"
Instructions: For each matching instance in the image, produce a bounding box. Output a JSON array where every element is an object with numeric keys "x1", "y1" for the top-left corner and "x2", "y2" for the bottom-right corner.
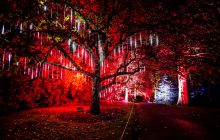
[{"x1": 0, "y1": 101, "x2": 133, "y2": 140}]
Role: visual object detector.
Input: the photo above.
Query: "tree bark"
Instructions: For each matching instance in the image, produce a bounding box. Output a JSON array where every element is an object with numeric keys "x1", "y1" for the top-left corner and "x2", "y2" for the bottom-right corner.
[
  {"x1": 177, "y1": 67, "x2": 189, "y2": 105},
  {"x1": 90, "y1": 76, "x2": 101, "y2": 114},
  {"x1": 90, "y1": 63, "x2": 101, "y2": 115}
]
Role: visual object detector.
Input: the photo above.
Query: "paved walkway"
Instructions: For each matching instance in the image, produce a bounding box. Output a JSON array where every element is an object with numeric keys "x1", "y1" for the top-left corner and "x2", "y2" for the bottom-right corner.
[{"x1": 124, "y1": 103, "x2": 220, "y2": 140}]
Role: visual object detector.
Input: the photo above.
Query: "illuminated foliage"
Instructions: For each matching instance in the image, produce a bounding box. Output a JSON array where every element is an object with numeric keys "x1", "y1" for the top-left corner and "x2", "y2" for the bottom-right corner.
[
  {"x1": 154, "y1": 74, "x2": 178, "y2": 104},
  {"x1": 0, "y1": 0, "x2": 220, "y2": 113}
]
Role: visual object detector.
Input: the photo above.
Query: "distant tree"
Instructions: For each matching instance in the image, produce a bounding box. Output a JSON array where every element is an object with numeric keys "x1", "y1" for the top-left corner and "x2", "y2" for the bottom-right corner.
[{"x1": 154, "y1": 74, "x2": 178, "y2": 104}]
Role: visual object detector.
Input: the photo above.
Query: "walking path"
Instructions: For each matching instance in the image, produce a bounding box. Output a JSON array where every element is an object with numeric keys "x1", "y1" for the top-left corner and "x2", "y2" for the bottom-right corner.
[{"x1": 126, "y1": 103, "x2": 220, "y2": 140}]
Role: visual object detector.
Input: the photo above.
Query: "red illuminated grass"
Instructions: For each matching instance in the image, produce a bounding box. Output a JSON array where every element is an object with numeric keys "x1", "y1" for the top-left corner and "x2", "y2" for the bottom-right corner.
[{"x1": 0, "y1": 102, "x2": 132, "y2": 139}]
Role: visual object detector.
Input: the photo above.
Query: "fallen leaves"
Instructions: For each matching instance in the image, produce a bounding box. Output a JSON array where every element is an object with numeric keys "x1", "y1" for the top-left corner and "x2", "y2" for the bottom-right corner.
[{"x1": 0, "y1": 103, "x2": 131, "y2": 139}]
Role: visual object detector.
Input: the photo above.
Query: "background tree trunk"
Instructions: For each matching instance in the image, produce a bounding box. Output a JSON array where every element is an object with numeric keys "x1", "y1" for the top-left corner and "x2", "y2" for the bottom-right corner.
[{"x1": 177, "y1": 67, "x2": 189, "y2": 105}]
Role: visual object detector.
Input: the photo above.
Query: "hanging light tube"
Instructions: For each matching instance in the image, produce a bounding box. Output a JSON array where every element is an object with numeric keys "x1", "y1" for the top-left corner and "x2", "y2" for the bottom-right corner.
[
  {"x1": 149, "y1": 34, "x2": 153, "y2": 46},
  {"x1": 1, "y1": 25, "x2": 5, "y2": 34},
  {"x1": 77, "y1": 19, "x2": 81, "y2": 30},
  {"x1": 8, "y1": 53, "x2": 12, "y2": 69},
  {"x1": 29, "y1": 23, "x2": 33, "y2": 30},
  {"x1": 135, "y1": 36, "x2": 137, "y2": 48},
  {"x1": 43, "y1": 5, "x2": 47, "y2": 11},
  {"x1": 50, "y1": 8, "x2": 53, "y2": 18},
  {"x1": 70, "y1": 9, "x2": 73, "y2": 28},
  {"x1": 20, "y1": 23, "x2": 23, "y2": 33},
  {"x1": 31, "y1": 67, "x2": 34, "y2": 79},
  {"x1": 2, "y1": 49, "x2": 5, "y2": 70},
  {"x1": 130, "y1": 37, "x2": 133, "y2": 48},
  {"x1": 140, "y1": 33, "x2": 142, "y2": 45},
  {"x1": 156, "y1": 35, "x2": 159, "y2": 46}
]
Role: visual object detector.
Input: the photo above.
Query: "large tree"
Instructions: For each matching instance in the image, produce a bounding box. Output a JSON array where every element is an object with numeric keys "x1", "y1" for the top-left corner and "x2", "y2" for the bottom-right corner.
[
  {"x1": 1, "y1": 0, "x2": 219, "y2": 113},
  {"x1": 1, "y1": 0, "x2": 158, "y2": 114}
]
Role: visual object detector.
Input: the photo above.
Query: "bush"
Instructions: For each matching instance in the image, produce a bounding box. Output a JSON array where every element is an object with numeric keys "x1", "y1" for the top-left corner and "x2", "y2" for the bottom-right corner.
[{"x1": 0, "y1": 71, "x2": 92, "y2": 113}]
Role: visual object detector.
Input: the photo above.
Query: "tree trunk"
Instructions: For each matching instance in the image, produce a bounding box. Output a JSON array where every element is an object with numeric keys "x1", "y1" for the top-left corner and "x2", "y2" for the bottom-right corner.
[
  {"x1": 90, "y1": 62, "x2": 101, "y2": 115},
  {"x1": 90, "y1": 76, "x2": 101, "y2": 114},
  {"x1": 177, "y1": 67, "x2": 189, "y2": 105}
]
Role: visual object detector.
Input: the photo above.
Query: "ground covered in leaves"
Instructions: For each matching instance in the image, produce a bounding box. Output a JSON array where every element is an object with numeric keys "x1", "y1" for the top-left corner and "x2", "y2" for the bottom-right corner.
[{"x1": 0, "y1": 102, "x2": 132, "y2": 140}]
